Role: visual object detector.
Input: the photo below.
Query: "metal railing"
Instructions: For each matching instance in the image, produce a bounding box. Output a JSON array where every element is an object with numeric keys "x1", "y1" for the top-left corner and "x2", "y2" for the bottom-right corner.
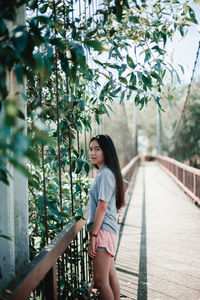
[
  {"x1": 1, "y1": 156, "x2": 140, "y2": 300},
  {"x1": 156, "y1": 155, "x2": 200, "y2": 206},
  {"x1": 122, "y1": 155, "x2": 140, "y2": 194}
]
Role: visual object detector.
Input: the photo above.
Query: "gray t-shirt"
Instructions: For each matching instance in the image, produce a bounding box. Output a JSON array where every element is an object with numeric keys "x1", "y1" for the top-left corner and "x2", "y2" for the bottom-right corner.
[{"x1": 87, "y1": 165, "x2": 119, "y2": 234}]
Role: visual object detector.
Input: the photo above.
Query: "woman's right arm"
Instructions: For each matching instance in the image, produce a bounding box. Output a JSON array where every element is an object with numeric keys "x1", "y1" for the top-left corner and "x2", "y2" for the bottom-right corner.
[{"x1": 88, "y1": 200, "x2": 108, "y2": 258}]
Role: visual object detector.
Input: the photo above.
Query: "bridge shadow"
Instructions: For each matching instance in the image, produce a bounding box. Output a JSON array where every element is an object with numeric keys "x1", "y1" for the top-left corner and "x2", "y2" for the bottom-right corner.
[
  {"x1": 137, "y1": 165, "x2": 147, "y2": 300},
  {"x1": 116, "y1": 165, "x2": 147, "y2": 300}
]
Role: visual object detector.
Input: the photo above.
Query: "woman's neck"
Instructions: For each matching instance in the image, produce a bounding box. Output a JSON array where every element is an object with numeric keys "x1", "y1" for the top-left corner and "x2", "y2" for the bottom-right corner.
[{"x1": 98, "y1": 163, "x2": 105, "y2": 170}]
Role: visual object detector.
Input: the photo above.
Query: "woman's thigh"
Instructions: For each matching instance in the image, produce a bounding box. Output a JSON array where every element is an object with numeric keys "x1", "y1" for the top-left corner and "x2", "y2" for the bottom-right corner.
[{"x1": 93, "y1": 250, "x2": 112, "y2": 283}]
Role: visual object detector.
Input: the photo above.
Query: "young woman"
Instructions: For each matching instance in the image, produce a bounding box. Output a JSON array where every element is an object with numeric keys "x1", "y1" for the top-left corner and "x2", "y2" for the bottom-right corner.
[{"x1": 87, "y1": 134, "x2": 125, "y2": 300}]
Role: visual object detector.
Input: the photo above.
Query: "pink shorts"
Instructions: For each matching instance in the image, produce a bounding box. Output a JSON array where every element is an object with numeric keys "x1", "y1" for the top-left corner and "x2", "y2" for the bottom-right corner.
[{"x1": 95, "y1": 229, "x2": 118, "y2": 257}]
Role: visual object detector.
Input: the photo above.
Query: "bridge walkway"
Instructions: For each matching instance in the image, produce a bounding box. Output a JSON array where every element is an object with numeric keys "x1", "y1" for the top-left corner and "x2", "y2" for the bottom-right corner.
[{"x1": 116, "y1": 161, "x2": 200, "y2": 300}]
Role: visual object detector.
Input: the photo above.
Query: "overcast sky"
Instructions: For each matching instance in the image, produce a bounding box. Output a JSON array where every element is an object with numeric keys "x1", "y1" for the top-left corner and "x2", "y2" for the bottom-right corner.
[{"x1": 165, "y1": 3, "x2": 200, "y2": 83}]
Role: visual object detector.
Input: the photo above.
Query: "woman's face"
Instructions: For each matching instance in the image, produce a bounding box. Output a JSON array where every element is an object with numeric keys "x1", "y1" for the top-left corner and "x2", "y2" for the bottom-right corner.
[{"x1": 89, "y1": 139, "x2": 105, "y2": 169}]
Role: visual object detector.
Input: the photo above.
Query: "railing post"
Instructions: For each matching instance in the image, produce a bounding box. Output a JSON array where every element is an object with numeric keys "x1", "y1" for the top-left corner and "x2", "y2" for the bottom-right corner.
[
  {"x1": 45, "y1": 264, "x2": 58, "y2": 300},
  {"x1": 183, "y1": 169, "x2": 185, "y2": 186},
  {"x1": 193, "y1": 174, "x2": 196, "y2": 197},
  {"x1": 156, "y1": 155, "x2": 200, "y2": 206}
]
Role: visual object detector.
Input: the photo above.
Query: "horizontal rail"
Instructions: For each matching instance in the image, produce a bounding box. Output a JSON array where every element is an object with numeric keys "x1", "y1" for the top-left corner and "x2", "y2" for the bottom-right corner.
[
  {"x1": 121, "y1": 156, "x2": 140, "y2": 198},
  {"x1": 121, "y1": 155, "x2": 139, "y2": 178},
  {"x1": 118, "y1": 156, "x2": 140, "y2": 224},
  {"x1": 1, "y1": 209, "x2": 88, "y2": 300},
  {"x1": 0, "y1": 156, "x2": 140, "y2": 300},
  {"x1": 156, "y1": 155, "x2": 200, "y2": 206}
]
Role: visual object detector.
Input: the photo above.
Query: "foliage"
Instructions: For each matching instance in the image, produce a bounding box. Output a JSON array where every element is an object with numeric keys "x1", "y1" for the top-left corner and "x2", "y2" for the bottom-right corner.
[
  {"x1": 101, "y1": 100, "x2": 136, "y2": 166},
  {"x1": 0, "y1": 0, "x2": 197, "y2": 256},
  {"x1": 165, "y1": 82, "x2": 200, "y2": 168},
  {"x1": 0, "y1": 1, "x2": 198, "y2": 298},
  {"x1": 0, "y1": 0, "x2": 197, "y2": 185}
]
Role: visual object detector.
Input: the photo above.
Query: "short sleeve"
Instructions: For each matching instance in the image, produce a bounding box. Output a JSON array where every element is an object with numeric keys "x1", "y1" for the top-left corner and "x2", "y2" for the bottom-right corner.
[{"x1": 98, "y1": 171, "x2": 115, "y2": 202}]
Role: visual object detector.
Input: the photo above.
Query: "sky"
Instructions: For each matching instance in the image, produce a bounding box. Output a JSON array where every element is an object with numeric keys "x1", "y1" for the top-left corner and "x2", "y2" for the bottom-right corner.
[{"x1": 165, "y1": 2, "x2": 200, "y2": 83}]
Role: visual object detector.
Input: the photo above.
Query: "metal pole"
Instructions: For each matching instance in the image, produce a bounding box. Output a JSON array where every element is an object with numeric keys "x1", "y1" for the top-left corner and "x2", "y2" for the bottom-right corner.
[
  {"x1": 133, "y1": 103, "x2": 138, "y2": 156},
  {"x1": 157, "y1": 106, "x2": 162, "y2": 155}
]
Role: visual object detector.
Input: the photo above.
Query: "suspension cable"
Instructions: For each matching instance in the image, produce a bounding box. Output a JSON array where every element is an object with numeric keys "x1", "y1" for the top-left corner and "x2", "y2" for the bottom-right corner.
[{"x1": 162, "y1": 41, "x2": 200, "y2": 141}]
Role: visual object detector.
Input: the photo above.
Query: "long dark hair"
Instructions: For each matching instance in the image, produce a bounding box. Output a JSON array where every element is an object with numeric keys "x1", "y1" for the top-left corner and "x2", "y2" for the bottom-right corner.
[{"x1": 90, "y1": 134, "x2": 125, "y2": 210}]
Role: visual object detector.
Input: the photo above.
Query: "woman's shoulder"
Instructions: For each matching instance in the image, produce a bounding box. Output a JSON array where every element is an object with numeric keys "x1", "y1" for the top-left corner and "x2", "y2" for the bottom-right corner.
[{"x1": 99, "y1": 166, "x2": 115, "y2": 181}]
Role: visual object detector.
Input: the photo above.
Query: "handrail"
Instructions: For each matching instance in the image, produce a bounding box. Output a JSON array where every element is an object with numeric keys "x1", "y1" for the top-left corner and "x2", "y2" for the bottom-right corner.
[
  {"x1": 121, "y1": 155, "x2": 140, "y2": 197},
  {"x1": 121, "y1": 155, "x2": 139, "y2": 178},
  {"x1": 118, "y1": 155, "x2": 140, "y2": 224},
  {"x1": 0, "y1": 156, "x2": 140, "y2": 300},
  {"x1": 1, "y1": 209, "x2": 88, "y2": 300},
  {"x1": 156, "y1": 155, "x2": 200, "y2": 206}
]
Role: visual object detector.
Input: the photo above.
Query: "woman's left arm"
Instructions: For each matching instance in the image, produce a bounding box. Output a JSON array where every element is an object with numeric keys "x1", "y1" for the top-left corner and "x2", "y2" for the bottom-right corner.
[{"x1": 88, "y1": 200, "x2": 108, "y2": 258}]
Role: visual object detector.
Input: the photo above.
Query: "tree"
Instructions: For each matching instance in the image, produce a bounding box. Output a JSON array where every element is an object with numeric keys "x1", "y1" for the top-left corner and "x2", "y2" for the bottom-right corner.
[
  {"x1": 0, "y1": 0, "x2": 198, "y2": 286},
  {"x1": 0, "y1": 0, "x2": 197, "y2": 185},
  {"x1": 166, "y1": 82, "x2": 200, "y2": 168}
]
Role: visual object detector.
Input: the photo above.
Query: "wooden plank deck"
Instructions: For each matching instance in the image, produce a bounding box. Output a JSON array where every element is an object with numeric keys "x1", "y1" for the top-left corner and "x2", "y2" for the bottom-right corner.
[{"x1": 115, "y1": 161, "x2": 200, "y2": 300}]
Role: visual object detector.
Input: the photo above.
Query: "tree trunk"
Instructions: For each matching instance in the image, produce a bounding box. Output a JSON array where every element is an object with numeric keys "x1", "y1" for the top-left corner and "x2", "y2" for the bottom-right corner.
[{"x1": 0, "y1": 4, "x2": 29, "y2": 290}]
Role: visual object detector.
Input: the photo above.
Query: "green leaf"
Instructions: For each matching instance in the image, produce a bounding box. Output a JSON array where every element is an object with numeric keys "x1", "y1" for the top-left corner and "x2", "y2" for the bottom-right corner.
[
  {"x1": 0, "y1": 168, "x2": 9, "y2": 185},
  {"x1": 0, "y1": 19, "x2": 7, "y2": 36},
  {"x1": 0, "y1": 234, "x2": 12, "y2": 241},
  {"x1": 78, "y1": 99, "x2": 85, "y2": 111},
  {"x1": 167, "y1": 94, "x2": 173, "y2": 109},
  {"x1": 135, "y1": 94, "x2": 140, "y2": 106},
  {"x1": 38, "y1": 196, "x2": 44, "y2": 213},
  {"x1": 26, "y1": 149, "x2": 40, "y2": 165},
  {"x1": 144, "y1": 51, "x2": 151, "y2": 63},
  {"x1": 13, "y1": 26, "x2": 29, "y2": 53},
  {"x1": 39, "y1": 222, "x2": 46, "y2": 234},
  {"x1": 120, "y1": 90, "x2": 125, "y2": 103},
  {"x1": 76, "y1": 208, "x2": 84, "y2": 217},
  {"x1": 115, "y1": 0, "x2": 123, "y2": 22},
  {"x1": 33, "y1": 54, "x2": 51, "y2": 83},
  {"x1": 39, "y1": 3, "x2": 48, "y2": 13},
  {"x1": 130, "y1": 73, "x2": 137, "y2": 87},
  {"x1": 50, "y1": 38, "x2": 66, "y2": 51},
  {"x1": 84, "y1": 162, "x2": 90, "y2": 174},
  {"x1": 109, "y1": 86, "x2": 121, "y2": 97},
  {"x1": 127, "y1": 55, "x2": 135, "y2": 69},
  {"x1": 142, "y1": 74, "x2": 152, "y2": 89},
  {"x1": 76, "y1": 159, "x2": 84, "y2": 174},
  {"x1": 179, "y1": 26, "x2": 184, "y2": 37},
  {"x1": 70, "y1": 41, "x2": 86, "y2": 73},
  {"x1": 93, "y1": 59, "x2": 104, "y2": 67},
  {"x1": 119, "y1": 77, "x2": 128, "y2": 85},
  {"x1": 152, "y1": 45, "x2": 165, "y2": 55},
  {"x1": 79, "y1": 149, "x2": 84, "y2": 158},
  {"x1": 17, "y1": 109, "x2": 25, "y2": 120},
  {"x1": 28, "y1": 176, "x2": 40, "y2": 189},
  {"x1": 47, "y1": 201, "x2": 63, "y2": 221},
  {"x1": 35, "y1": 16, "x2": 50, "y2": 25},
  {"x1": 84, "y1": 40, "x2": 109, "y2": 53},
  {"x1": 95, "y1": 115, "x2": 100, "y2": 125},
  {"x1": 178, "y1": 64, "x2": 184, "y2": 74},
  {"x1": 188, "y1": 7, "x2": 198, "y2": 23},
  {"x1": 100, "y1": 81, "x2": 110, "y2": 96},
  {"x1": 119, "y1": 64, "x2": 127, "y2": 77}
]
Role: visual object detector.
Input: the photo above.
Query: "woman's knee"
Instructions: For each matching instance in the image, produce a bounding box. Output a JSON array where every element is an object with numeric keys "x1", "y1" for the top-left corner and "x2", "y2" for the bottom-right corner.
[{"x1": 94, "y1": 276, "x2": 107, "y2": 290}]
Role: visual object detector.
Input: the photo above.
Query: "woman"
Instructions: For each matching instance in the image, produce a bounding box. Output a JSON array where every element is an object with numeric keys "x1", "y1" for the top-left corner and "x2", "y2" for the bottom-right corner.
[{"x1": 87, "y1": 134, "x2": 125, "y2": 300}]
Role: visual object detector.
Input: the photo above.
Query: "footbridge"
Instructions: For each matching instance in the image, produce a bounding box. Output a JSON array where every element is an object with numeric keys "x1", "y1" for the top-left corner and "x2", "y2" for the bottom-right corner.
[
  {"x1": 1, "y1": 156, "x2": 200, "y2": 300},
  {"x1": 116, "y1": 159, "x2": 200, "y2": 300}
]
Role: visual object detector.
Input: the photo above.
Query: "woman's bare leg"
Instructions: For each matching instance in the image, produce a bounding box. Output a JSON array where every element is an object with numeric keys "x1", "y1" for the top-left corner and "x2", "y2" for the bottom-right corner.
[
  {"x1": 93, "y1": 251, "x2": 114, "y2": 300},
  {"x1": 109, "y1": 258, "x2": 120, "y2": 300}
]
